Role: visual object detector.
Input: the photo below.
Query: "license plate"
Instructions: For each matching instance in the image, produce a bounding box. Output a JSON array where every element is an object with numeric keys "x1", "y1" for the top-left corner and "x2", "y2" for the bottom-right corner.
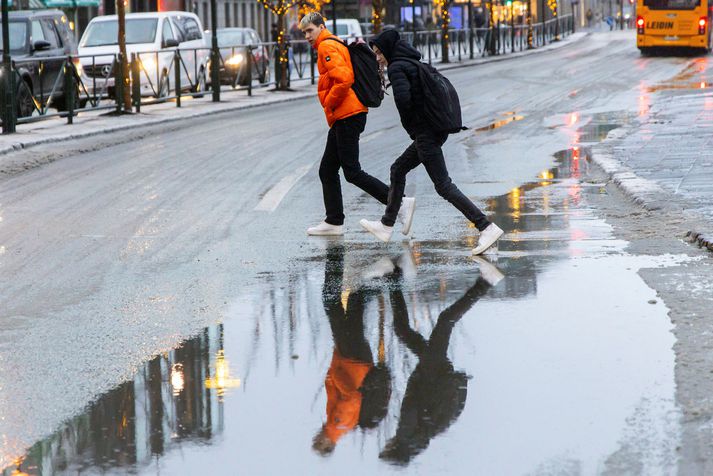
[{"x1": 665, "y1": 35, "x2": 680, "y2": 40}]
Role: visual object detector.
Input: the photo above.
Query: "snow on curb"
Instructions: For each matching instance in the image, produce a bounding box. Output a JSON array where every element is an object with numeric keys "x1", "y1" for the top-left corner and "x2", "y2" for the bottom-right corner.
[
  {"x1": 685, "y1": 231, "x2": 713, "y2": 252},
  {"x1": 591, "y1": 129, "x2": 713, "y2": 254},
  {"x1": 590, "y1": 149, "x2": 669, "y2": 211}
]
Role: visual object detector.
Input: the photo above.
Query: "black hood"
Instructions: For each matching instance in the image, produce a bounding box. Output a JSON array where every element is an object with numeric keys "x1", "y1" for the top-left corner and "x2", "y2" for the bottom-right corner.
[{"x1": 370, "y1": 29, "x2": 421, "y2": 63}]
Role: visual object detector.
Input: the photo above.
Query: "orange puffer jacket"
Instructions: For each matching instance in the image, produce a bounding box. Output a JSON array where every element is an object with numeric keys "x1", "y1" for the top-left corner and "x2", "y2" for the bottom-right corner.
[
  {"x1": 323, "y1": 348, "x2": 372, "y2": 443},
  {"x1": 315, "y1": 28, "x2": 367, "y2": 127}
]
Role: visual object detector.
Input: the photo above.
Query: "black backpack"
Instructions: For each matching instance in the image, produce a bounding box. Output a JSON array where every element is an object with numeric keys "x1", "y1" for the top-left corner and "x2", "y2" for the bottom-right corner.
[
  {"x1": 402, "y1": 58, "x2": 466, "y2": 134},
  {"x1": 325, "y1": 38, "x2": 383, "y2": 108}
]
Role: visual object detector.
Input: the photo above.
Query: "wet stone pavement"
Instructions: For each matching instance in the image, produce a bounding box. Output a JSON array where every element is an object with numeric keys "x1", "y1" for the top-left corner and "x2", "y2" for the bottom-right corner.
[{"x1": 4, "y1": 146, "x2": 693, "y2": 475}]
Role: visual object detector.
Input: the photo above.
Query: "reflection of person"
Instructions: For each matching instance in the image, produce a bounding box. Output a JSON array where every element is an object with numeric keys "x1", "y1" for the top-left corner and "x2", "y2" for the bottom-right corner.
[
  {"x1": 380, "y1": 268, "x2": 501, "y2": 464},
  {"x1": 313, "y1": 244, "x2": 392, "y2": 455}
]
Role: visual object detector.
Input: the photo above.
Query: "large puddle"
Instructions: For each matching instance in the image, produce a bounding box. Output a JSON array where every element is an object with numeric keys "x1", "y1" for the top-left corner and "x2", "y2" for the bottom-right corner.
[{"x1": 2, "y1": 147, "x2": 684, "y2": 475}]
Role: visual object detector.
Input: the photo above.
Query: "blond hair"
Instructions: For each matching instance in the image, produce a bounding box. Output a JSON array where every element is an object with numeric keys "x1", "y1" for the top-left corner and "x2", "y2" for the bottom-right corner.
[{"x1": 300, "y1": 12, "x2": 325, "y2": 29}]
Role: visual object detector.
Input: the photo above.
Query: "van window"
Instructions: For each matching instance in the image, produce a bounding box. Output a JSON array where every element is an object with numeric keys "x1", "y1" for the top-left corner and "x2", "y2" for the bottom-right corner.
[
  {"x1": 54, "y1": 17, "x2": 74, "y2": 49},
  {"x1": 41, "y1": 20, "x2": 61, "y2": 48},
  {"x1": 81, "y1": 19, "x2": 159, "y2": 47},
  {"x1": 31, "y1": 20, "x2": 45, "y2": 43},
  {"x1": 172, "y1": 15, "x2": 202, "y2": 42},
  {"x1": 0, "y1": 21, "x2": 28, "y2": 53},
  {"x1": 162, "y1": 18, "x2": 175, "y2": 44}
]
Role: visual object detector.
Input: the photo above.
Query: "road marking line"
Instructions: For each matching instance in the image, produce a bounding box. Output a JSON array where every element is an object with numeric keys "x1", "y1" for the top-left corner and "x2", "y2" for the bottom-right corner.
[{"x1": 254, "y1": 164, "x2": 313, "y2": 212}]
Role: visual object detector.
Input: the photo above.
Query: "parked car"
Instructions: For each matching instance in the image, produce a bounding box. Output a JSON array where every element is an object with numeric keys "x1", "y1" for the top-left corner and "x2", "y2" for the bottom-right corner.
[
  {"x1": 334, "y1": 19, "x2": 364, "y2": 42},
  {"x1": 206, "y1": 28, "x2": 269, "y2": 87},
  {"x1": 0, "y1": 10, "x2": 78, "y2": 118},
  {"x1": 78, "y1": 11, "x2": 209, "y2": 99}
]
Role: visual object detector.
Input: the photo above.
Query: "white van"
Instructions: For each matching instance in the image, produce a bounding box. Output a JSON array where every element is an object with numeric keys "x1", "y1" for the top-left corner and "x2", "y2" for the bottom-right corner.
[
  {"x1": 334, "y1": 19, "x2": 364, "y2": 42},
  {"x1": 78, "y1": 12, "x2": 209, "y2": 98}
]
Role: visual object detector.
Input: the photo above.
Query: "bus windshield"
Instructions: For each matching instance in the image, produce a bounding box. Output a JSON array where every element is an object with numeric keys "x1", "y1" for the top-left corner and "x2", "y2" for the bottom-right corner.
[{"x1": 643, "y1": 0, "x2": 701, "y2": 9}]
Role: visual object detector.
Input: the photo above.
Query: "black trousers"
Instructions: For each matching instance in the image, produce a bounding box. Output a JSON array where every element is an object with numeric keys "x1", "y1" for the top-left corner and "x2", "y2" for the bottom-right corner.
[
  {"x1": 319, "y1": 113, "x2": 390, "y2": 226},
  {"x1": 381, "y1": 129, "x2": 490, "y2": 231}
]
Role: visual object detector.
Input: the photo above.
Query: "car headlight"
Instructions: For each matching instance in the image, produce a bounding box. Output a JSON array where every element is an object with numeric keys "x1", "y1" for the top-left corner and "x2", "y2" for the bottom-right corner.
[{"x1": 225, "y1": 54, "x2": 244, "y2": 67}]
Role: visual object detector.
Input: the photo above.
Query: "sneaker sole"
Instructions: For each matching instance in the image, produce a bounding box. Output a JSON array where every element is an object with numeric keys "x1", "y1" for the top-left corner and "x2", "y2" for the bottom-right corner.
[
  {"x1": 401, "y1": 200, "x2": 415, "y2": 236},
  {"x1": 472, "y1": 229, "x2": 504, "y2": 255},
  {"x1": 360, "y1": 220, "x2": 392, "y2": 243},
  {"x1": 307, "y1": 229, "x2": 344, "y2": 236}
]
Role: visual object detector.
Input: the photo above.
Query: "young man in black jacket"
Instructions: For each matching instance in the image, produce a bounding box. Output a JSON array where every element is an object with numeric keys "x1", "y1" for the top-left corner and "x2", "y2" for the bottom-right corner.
[{"x1": 359, "y1": 29, "x2": 503, "y2": 255}]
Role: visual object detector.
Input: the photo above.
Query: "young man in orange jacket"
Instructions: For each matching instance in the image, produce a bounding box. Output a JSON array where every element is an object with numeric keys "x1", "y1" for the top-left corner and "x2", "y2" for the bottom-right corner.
[{"x1": 300, "y1": 12, "x2": 415, "y2": 236}]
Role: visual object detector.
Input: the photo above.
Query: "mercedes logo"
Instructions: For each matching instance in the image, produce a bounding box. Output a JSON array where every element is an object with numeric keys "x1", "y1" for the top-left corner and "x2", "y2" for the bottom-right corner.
[{"x1": 101, "y1": 65, "x2": 112, "y2": 77}]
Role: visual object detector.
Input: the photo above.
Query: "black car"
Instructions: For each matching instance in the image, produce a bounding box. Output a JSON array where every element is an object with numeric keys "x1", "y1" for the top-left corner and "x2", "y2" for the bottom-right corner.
[
  {"x1": 0, "y1": 10, "x2": 78, "y2": 118},
  {"x1": 208, "y1": 28, "x2": 269, "y2": 86}
]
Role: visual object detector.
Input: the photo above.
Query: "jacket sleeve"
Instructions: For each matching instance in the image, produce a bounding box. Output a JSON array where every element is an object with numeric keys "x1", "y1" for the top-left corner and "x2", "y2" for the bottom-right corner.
[
  {"x1": 322, "y1": 41, "x2": 354, "y2": 111},
  {"x1": 388, "y1": 63, "x2": 416, "y2": 133}
]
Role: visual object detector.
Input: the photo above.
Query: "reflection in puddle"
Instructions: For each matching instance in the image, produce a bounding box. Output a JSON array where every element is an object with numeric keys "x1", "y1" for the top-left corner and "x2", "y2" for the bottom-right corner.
[
  {"x1": 4, "y1": 329, "x2": 228, "y2": 475},
  {"x1": 647, "y1": 59, "x2": 710, "y2": 93},
  {"x1": 475, "y1": 112, "x2": 525, "y2": 132},
  {"x1": 4, "y1": 143, "x2": 682, "y2": 475}
]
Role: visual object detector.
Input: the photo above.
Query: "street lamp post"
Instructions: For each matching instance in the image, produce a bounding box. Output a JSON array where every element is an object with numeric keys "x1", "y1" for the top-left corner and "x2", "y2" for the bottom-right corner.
[
  {"x1": 210, "y1": 0, "x2": 220, "y2": 101},
  {"x1": 540, "y1": 0, "x2": 545, "y2": 43},
  {"x1": 412, "y1": 0, "x2": 417, "y2": 39},
  {"x1": 2, "y1": 0, "x2": 16, "y2": 133},
  {"x1": 468, "y1": 0, "x2": 474, "y2": 58},
  {"x1": 619, "y1": 0, "x2": 624, "y2": 29},
  {"x1": 332, "y1": 0, "x2": 337, "y2": 33}
]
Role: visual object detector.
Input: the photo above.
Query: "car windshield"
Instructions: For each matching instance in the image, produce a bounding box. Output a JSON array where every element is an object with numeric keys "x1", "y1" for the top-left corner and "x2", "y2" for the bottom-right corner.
[
  {"x1": 81, "y1": 19, "x2": 159, "y2": 47},
  {"x1": 336, "y1": 24, "x2": 350, "y2": 36},
  {"x1": 643, "y1": 0, "x2": 700, "y2": 9},
  {"x1": 217, "y1": 30, "x2": 245, "y2": 46},
  {"x1": 0, "y1": 21, "x2": 29, "y2": 53}
]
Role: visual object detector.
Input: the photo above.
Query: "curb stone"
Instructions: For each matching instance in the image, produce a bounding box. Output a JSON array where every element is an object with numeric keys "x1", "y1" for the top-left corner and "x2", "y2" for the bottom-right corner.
[
  {"x1": 590, "y1": 127, "x2": 713, "y2": 254},
  {"x1": 0, "y1": 91, "x2": 315, "y2": 157},
  {"x1": 686, "y1": 231, "x2": 713, "y2": 252}
]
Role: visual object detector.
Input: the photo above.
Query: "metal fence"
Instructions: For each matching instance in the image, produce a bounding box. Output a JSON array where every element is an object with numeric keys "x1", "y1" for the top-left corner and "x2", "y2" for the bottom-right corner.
[{"x1": 0, "y1": 15, "x2": 574, "y2": 134}]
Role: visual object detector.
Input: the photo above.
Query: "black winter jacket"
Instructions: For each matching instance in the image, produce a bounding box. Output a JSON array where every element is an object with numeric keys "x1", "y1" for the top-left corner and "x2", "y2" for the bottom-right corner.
[{"x1": 371, "y1": 30, "x2": 426, "y2": 137}]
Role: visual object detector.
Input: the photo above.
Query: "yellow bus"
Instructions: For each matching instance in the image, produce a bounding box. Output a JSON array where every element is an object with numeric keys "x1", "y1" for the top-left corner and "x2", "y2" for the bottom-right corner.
[{"x1": 636, "y1": 0, "x2": 713, "y2": 53}]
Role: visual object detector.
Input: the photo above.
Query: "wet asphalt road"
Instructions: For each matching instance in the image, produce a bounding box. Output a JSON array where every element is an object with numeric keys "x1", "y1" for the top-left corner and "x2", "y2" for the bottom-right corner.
[{"x1": 0, "y1": 31, "x2": 707, "y2": 474}]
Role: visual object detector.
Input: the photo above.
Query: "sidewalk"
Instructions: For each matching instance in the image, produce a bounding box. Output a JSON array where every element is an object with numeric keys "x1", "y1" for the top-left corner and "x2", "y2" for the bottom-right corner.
[
  {"x1": 0, "y1": 32, "x2": 588, "y2": 158},
  {"x1": 590, "y1": 59, "x2": 713, "y2": 252}
]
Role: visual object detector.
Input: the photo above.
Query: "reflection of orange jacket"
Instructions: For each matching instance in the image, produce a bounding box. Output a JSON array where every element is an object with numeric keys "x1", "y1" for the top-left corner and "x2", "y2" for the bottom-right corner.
[
  {"x1": 315, "y1": 28, "x2": 368, "y2": 127},
  {"x1": 324, "y1": 348, "x2": 373, "y2": 443}
]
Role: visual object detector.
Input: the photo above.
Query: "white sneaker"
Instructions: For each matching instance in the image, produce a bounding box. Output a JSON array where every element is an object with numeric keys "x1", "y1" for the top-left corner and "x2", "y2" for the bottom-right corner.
[
  {"x1": 397, "y1": 197, "x2": 416, "y2": 236},
  {"x1": 307, "y1": 221, "x2": 344, "y2": 236},
  {"x1": 471, "y1": 256, "x2": 505, "y2": 286},
  {"x1": 362, "y1": 257, "x2": 395, "y2": 280},
  {"x1": 472, "y1": 223, "x2": 504, "y2": 255},
  {"x1": 360, "y1": 219, "x2": 393, "y2": 243}
]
